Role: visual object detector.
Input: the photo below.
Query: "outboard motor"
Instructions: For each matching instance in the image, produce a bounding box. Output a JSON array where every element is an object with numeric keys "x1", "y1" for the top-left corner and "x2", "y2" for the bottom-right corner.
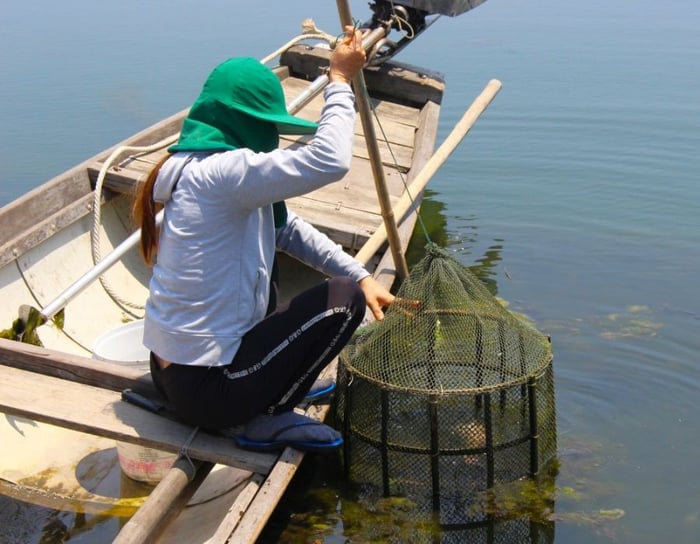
[
  {"x1": 365, "y1": 0, "x2": 488, "y2": 63},
  {"x1": 388, "y1": 0, "x2": 488, "y2": 17}
]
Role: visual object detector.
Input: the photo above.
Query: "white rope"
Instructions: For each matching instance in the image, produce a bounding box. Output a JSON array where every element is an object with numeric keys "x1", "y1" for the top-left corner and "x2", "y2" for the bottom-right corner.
[
  {"x1": 259, "y1": 19, "x2": 336, "y2": 65},
  {"x1": 91, "y1": 134, "x2": 178, "y2": 313}
]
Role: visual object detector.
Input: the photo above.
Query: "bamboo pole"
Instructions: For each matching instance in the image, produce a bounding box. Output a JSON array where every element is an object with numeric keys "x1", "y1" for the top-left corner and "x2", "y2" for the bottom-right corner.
[
  {"x1": 113, "y1": 457, "x2": 214, "y2": 544},
  {"x1": 336, "y1": 0, "x2": 410, "y2": 279},
  {"x1": 355, "y1": 78, "x2": 502, "y2": 265}
]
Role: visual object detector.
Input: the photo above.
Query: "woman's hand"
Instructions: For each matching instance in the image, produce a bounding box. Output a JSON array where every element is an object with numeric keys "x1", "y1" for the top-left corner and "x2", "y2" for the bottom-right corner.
[
  {"x1": 358, "y1": 276, "x2": 395, "y2": 321},
  {"x1": 329, "y1": 26, "x2": 366, "y2": 84}
]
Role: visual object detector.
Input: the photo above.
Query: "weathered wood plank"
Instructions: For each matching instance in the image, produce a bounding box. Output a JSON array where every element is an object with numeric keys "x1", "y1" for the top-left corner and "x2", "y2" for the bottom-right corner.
[
  {"x1": 89, "y1": 166, "x2": 148, "y2": 195},
  {"x1": 298, "y1": 165, "x2": 405, "y2": 215},
  {"x1": 0, "y1": 110, "x2": 185, "y2": 268},
  {"x1": 0, "y1": 364, "x2": 276, "y2": 474},
  {"x1": 0, "y1": 337, "x2": 155, "y2": 394},
  {"x1": 114, "y1": 458, "x2": 215, "y2": 544},
  {"x1": 351, "y1": 138, "x2": 413, "y2": 171},
  {"x1": 89, "y1": 147, "x2": 172, "y2": 195},
  {"x1": 0, "y1": 170, "x2": 92, "y2": 248},
  {"x1": 0, "y1": 192, "x2": 97, "y2": 269},
  {"x1": 229, "y1": 445, "x2": 305, "y2": 542},
  {"x1": 287, "y1": 199, "x2": 374, "y2": 251},
  {"x1": 206, "y1": 473, "x2": 265, "y2": 544},
  {"x1": 280, "y1": 45, "x2": 444, "y2": 106},
  {"x1": 283, "y1": 77, "x2": 421, "y2": 129}
]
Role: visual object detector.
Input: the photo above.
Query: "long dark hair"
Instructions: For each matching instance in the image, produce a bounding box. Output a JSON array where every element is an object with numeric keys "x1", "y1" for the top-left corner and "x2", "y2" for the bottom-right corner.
[{"x1": 132, "y1": 153, "x2": 171, "y2": 266}]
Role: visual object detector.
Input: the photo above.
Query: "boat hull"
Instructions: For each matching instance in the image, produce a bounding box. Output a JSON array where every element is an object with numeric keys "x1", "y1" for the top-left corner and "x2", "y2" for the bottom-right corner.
[{"x1": 0, "y1": 44, "x2": 445, "y2": 542}]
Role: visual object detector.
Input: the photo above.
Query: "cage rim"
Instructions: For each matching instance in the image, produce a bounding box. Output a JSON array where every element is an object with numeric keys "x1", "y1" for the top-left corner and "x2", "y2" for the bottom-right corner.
[{"x1": 339, "y1": 352, "x2": 554, "y2": 395}]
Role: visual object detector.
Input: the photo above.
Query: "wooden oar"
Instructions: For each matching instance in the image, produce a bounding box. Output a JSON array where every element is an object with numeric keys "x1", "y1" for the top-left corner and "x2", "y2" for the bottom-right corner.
[{"x1": 355, "y1": 78, "x2": 503, "y2": 265}]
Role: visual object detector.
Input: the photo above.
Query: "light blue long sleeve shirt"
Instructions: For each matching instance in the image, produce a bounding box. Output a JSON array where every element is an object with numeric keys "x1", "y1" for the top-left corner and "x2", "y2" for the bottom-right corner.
[{"x1": 144, "y1": 82, "x2": 369, "y2": 367}]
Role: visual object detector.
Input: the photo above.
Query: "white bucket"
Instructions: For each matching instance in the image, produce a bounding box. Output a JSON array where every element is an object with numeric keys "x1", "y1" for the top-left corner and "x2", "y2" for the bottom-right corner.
[
  {"x1": 115, "y1": 441, "x2": 177, "y2": 484},
  {"x1": 92, "y1": 320, "x2": 177, "y2": 483},
  {"x1": 92, "y1": 319, "x2": 151, "y2": 371}
]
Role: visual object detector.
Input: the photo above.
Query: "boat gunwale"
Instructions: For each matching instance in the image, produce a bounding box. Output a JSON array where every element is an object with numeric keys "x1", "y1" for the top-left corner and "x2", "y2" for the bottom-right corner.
[{"x1": 0, "y1": 109, "x2": 185, "y2": 269}]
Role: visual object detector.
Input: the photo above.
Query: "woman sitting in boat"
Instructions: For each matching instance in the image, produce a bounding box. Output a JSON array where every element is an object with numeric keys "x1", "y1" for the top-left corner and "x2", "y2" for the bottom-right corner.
[{"x1": 132, "y1": 27, "x2": 394, "y2": 452}]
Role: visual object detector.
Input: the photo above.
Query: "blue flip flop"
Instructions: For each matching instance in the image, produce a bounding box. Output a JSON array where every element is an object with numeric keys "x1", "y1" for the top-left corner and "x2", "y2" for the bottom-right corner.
[
  {"x1": 303, "y1": 380, "x2": 336, "y2": 403},
  {"x1": 235, "y1": 422, "x2": 343, "y2": 453}
]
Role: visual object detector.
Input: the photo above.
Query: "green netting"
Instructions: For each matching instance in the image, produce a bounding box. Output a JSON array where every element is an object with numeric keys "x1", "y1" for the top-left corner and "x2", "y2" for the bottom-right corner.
[
  {"x1": 343, "y1": 244, "x2": 552, "y2": 394},
  {"x1": 336, "y1": 244, "x2": 557, "y2": 527}
]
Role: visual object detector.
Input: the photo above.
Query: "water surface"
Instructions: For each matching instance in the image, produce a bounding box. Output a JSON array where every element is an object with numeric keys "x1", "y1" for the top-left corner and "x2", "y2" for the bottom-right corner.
[{"x1": 1, "y1": 1, "x2": 699, "y2": 542}]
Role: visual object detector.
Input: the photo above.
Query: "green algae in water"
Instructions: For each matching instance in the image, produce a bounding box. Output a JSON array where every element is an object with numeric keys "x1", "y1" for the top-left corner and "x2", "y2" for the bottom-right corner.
[
  {"x1": 262, "y1": 432, "x2": 628, "y2": 543},
  {"x1": 541, "y1": 304, "x2": 664, "y2": 341},
  {"x1": 466, "y1": 460, "x2": 560, "y2": 523}
]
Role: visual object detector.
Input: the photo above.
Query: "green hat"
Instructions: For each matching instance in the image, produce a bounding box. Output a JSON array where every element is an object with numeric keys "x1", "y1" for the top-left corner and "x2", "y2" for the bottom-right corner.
[{"x1": 169, "y1": 57, "x2": 318, "y2": 153}]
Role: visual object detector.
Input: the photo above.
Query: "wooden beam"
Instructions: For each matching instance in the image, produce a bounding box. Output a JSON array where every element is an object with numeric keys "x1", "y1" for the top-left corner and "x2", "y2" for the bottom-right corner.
[
  {"x1": 0, "y1": 337, "x2": 156, "y2": 395},
  {"x1": 280, "y1": 46, "x2": 444, "y2": 107},
  {"x1": 114, "y1": 458, "x2": 215, "y2": 544},
  {"x1": 226, "y1": 379, "x2": 334, "y2": 542},
  {"x1": 206, "y1": 473, "x2": 266, "y2": 544},
  {"x1": 0, "y1": 192, "x2": 96, "y2": 269},
  {"x1": 0, "y1": 364, "x2": 276, "y2": 474}
]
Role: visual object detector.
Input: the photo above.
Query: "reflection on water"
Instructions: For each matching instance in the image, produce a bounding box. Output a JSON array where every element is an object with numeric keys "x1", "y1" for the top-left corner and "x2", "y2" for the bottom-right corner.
[
  {"x1": 2, "y1": 0, "x2": 700, "y2": 541},
  {"x1": 259, "y1": 430, "x2": 630, "y2": 543},
  {"x1": 407, "y1": 190, "x2": 506, "y2": 296},
  {"x1": 0, "y1": 447, "x2": 150, "y2": 543}
]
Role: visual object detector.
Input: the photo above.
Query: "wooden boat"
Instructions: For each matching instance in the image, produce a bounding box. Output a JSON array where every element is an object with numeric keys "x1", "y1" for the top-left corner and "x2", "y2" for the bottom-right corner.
[{"x1": 0, "y1": 2, "x2": 500, "y2": 541}]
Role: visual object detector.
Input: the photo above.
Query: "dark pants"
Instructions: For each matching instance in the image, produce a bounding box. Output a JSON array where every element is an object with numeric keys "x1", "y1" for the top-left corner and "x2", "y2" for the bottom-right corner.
[{"x1": 150, "y1": 276, "x2": 365, "y2": 429}]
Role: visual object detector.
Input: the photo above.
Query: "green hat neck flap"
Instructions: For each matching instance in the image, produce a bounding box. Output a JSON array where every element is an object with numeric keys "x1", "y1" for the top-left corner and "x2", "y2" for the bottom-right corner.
[{"x1": 169, "y1": 57, "x2": 318, "y2": 154}]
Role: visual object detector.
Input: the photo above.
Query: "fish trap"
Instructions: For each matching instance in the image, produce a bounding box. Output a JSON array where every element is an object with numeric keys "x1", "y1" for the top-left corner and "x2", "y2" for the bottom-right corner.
[{"x1": 336, "y1": 244, "x2": 556, "y2": 527}]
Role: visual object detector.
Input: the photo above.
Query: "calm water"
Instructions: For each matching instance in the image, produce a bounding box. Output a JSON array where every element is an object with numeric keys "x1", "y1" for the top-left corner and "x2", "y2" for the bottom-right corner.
[{"x1": 1, "y1": 1, "x2": 699, "y2": 543}]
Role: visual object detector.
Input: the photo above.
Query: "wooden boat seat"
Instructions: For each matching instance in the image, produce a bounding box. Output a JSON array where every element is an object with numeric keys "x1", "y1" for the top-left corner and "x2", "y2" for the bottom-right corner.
[{"x1": 0, "y1": 340, "x2": 276, "y2": 474}]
